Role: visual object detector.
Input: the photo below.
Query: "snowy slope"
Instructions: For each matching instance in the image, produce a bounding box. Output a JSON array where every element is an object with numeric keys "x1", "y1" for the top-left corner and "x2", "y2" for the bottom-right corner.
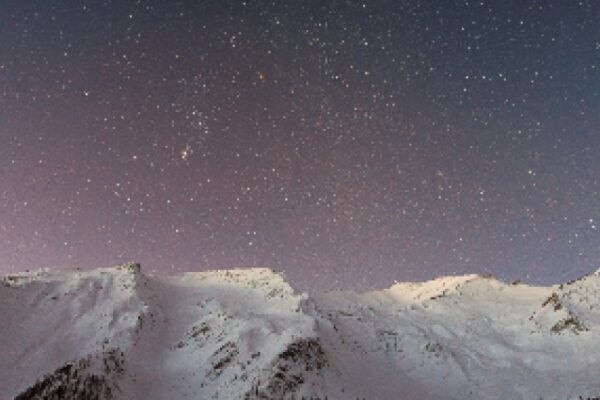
[{"x1": 2, "y1": 263, "x2": 600, "y2": 399}]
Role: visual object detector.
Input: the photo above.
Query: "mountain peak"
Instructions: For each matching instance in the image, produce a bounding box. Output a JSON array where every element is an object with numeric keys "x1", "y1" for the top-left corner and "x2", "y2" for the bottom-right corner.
[
  {"x1": 114, "y1": 262, "x2": 142, "y2": 274},
  {"x1": 5, "y1": 264, "x2": 600, "y2": 399},
  {"x1": 383, "y1": 273, "x2": 500, "y2": 302},
  {"x1": 177, "y1": 266, "x2": 288, "y2": 287}
]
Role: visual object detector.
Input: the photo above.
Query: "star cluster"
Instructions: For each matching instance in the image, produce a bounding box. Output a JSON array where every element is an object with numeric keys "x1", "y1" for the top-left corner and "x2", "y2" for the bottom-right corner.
[{"x1": 1, "y1": 1, "x2": 600, "y2": 290}]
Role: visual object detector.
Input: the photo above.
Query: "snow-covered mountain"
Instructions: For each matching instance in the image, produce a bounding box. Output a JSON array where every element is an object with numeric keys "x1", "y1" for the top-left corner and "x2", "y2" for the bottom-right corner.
[{"x1": 3, "y1": 263, "x2": 600, "y2": 400}]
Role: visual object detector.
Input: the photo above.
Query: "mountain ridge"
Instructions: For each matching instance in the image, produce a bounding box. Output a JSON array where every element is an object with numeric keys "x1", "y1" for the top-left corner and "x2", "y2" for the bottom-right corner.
[{"x1": 3, "y1": 263, "x2": 600, "y2": 399}]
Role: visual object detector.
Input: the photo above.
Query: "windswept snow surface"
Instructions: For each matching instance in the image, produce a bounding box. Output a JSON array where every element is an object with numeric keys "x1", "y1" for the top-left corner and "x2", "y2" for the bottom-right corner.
[{"x1": 2, "y1": 263, "x2": 600, "y2": 399}]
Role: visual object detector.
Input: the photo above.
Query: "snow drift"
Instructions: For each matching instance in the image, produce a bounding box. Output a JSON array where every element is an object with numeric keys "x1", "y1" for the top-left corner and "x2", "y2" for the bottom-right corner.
[{"x1": 2, "y1": 263, "x2": 600, "y2": 399}]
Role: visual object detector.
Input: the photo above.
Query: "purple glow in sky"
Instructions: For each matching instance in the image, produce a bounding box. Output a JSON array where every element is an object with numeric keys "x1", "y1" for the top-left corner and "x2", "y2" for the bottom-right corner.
[{"x1": 2, "y1": 1, "x2": 600, "y2": 290}]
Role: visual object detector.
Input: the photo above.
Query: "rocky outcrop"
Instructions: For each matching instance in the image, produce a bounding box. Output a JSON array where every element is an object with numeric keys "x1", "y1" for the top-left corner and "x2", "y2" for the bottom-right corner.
[{"x1": 15, "y1": 349, "x2": 125, "y2": 400}]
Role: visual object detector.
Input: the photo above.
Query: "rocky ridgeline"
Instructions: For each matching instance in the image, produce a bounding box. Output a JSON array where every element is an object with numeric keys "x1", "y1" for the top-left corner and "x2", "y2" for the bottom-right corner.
[{"x1": 4, "y1": 264, "x2": 600, "y2": 400}]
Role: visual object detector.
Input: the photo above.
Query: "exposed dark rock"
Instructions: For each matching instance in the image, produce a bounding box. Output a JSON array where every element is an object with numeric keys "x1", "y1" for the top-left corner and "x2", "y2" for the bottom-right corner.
[
  {"x1": 245, "y1": 338, "x2": 327, "y2": 399},
  {"x1": 551, "y1": 314, "x2": 589, "y2": 335},
  {"x1": 207, "y1": 341, "x2": 239, "y2": 380},
  {"x1": 542, "y1": 292, "x2": 563, "y2": 311},
  {"x1": 15, "y1": 349, "x2": 125, "y2": 400}
]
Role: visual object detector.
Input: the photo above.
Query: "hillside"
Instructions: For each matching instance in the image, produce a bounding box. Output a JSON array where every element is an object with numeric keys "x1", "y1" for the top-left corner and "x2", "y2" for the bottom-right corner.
[{"x1": 2, "y1": 263, "x2": 600, "y2": 399}]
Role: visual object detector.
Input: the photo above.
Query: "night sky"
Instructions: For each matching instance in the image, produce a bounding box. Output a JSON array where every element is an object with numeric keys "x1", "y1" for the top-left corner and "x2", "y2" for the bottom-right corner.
[{"x1": 2, "y1": 1, "x2": 600, "y2": 290}]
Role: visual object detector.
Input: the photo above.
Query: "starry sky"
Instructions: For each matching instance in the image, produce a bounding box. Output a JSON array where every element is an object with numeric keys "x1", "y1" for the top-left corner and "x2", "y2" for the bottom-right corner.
[{"x1": 1, "y1": 1, "x2": 600, "y2": 290}]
